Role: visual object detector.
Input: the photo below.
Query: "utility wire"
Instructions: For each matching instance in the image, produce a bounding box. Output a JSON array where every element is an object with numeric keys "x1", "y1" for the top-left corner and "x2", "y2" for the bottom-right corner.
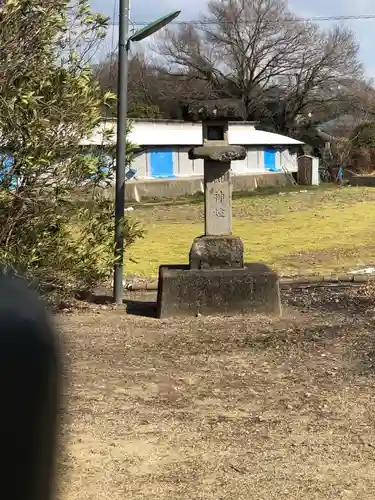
[{"x1": 103, "y1": 14, "x2": 375, "y2": 26}]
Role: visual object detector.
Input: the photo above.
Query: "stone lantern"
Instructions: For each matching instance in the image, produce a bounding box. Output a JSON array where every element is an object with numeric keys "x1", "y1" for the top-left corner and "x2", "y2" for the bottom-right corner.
[{"x1": 157, "y1": 100, "x2": 281, "y2": 318}]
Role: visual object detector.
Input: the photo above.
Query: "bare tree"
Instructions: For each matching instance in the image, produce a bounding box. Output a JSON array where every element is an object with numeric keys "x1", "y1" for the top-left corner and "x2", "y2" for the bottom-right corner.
[
  {"x1": 156, "y1": 0, "x2": 363, "y2": 133},
  {"x1": 94, "y1": 53, "x2": 155, "y2": 116},
  {"x1": 94, "y1": 51, "x2": 215, "y2": 118}
]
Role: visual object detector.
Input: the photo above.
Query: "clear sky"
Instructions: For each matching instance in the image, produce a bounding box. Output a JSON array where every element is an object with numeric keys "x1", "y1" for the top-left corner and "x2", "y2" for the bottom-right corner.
[{"x1": 90, "y1": 0, "x2": 375, "y2": 77}]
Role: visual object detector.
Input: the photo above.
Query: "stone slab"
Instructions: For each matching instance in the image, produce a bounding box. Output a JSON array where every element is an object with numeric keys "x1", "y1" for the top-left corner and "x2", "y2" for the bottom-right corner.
[
  {"x1": 189, "y1": 145, "x2": 246, "y2": 162},
  {"x1": 157, "y1": 263, "x2": 282, "y2": 318},
  {"x1": 205, "y1": 162, "x2": 232, "y2": 235},
  {"x1": 189, "y1": 235, "x2": 244, "y2": 269}
]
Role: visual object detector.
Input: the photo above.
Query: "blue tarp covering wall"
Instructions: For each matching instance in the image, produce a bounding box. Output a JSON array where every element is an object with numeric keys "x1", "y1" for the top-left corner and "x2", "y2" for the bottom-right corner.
[
  {"x1": 150, "y1": 149, "x2": 175, "y2": 178},
  {"x1": 264, "y1": 148, "x2": 281, "y2": 172}
]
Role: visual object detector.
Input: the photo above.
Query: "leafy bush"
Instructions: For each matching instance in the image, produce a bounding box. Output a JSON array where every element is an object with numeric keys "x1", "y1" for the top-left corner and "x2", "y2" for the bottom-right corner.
[
  {"x1": 0, "y1": 193, "x2": 144, "y2": 300},
  {"x1": 0, "y1": 0, "x2": 144, "y2": 304}
]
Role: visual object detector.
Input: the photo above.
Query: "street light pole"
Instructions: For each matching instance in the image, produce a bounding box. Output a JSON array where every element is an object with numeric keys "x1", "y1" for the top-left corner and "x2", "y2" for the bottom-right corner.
[
  {"x1": 114, "y1": 0, "x2": 130, "y2": 303},
  {"x1": 113, "y1": 7, "x2": 181, "y2": 304}
]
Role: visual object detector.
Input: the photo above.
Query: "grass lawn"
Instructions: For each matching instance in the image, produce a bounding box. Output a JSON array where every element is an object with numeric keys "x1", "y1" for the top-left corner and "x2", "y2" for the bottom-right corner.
[{"x1": 126, "y1": 186, "x2": 375, "y2": 277}]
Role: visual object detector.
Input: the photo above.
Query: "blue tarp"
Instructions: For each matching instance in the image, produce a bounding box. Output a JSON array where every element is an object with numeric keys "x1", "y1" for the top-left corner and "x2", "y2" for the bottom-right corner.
[{"x1": 0, "y1": 154, "x2": 18, "y2": 188}]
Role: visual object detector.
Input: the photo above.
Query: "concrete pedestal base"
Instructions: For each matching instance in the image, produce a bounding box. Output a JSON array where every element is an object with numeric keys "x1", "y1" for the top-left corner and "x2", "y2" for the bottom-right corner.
[{"x1": 157, "y1": 263, "x2": 281, "y2": 318}]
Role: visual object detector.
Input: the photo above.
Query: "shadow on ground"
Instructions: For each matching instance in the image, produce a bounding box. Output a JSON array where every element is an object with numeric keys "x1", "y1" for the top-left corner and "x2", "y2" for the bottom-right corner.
[
  {"x1": 77, "y1": 290, "x2": 158, "y2": 318},
  {"x1": 124, "y1": 299, "x2": 157, "y2": 318}
]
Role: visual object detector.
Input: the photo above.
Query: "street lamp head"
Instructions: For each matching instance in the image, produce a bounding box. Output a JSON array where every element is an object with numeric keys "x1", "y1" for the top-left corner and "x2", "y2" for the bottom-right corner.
[{"x1": 128, "y1": 10, "x2": 181, "y2": 42}]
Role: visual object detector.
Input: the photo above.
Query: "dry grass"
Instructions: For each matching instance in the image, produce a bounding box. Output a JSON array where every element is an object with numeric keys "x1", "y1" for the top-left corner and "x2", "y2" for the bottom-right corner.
[
  {"x1": 127, "y1": 186, "x2": 375, "y2": 277},
  {"x1": 59, "y1": 285, "x2": 375, "y2": 499}
]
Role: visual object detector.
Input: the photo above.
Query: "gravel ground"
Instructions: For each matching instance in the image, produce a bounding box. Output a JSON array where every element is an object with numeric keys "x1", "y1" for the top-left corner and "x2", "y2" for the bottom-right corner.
[{"x1": 58, "y1": 284, "x2": 375, "y2": 500}]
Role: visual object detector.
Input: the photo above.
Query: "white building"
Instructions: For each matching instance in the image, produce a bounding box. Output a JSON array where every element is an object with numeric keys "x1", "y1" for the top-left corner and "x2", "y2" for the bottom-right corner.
[{"x1": 82, "y1": 118, "x2": 303, "y2": 179}]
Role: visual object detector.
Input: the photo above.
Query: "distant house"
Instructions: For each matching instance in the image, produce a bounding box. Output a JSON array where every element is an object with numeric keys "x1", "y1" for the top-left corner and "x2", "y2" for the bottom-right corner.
[{"x1": 81, "y1": 118, "x2": 303, "y2": 180}]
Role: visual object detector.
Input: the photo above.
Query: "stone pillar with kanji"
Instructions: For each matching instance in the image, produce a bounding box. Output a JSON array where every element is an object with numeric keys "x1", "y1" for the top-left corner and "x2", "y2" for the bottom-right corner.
[{"x1": 187, "y1": 111, "x2": 245, "y2": 270}]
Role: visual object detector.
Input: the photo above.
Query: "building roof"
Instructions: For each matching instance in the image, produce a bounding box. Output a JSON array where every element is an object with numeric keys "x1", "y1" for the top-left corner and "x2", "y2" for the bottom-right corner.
[
  {"x1": 81, "y1": 119, "x2": 303, "y2": 147},
  {"x1": 130, "y1": 120, "x2": 203, "y2": 146},
  {"x1": 229, "y1": 125, "x2": 303, "y2": 146}
]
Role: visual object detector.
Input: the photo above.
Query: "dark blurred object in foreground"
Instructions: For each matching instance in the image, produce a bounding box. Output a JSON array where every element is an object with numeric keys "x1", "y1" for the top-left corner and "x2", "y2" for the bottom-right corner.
[{"x1": 0, "y1": 274, "x2": 60, "y2": 500}]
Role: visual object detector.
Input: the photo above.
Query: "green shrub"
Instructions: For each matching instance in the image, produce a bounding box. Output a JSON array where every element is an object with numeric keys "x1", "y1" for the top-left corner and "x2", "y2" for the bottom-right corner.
[
  {"x1": 0, "y1": 193, "x2": 145, "y2": 301},
  {"x1": 0, "y1": 1, "x2": 144, "y2": 305}
]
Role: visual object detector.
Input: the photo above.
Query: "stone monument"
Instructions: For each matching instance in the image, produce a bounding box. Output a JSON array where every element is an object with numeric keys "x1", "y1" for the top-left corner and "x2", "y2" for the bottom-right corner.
[{"x1": 157, "y1": 99, "x2": 282, "y2": 318}]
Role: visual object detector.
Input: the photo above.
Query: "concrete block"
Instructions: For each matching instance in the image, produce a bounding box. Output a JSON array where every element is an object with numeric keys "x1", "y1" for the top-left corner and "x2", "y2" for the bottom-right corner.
[
  {"x1": 351, "y1": 176, "x2": 375, "y2": 187},
  {"x1": 157, "y1": 263, "x2": 282, "y2": 318},
  {"x1": 104, "y1": 173, "x2": 289, "y2": 202},
  {"x1": 189, "y1": 235, "x2": 244, "y2": 269}
]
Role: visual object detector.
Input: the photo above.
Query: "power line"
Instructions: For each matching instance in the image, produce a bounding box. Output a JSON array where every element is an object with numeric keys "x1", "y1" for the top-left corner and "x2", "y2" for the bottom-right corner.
[{"x1": 103, "y1": 14, "x2": 375, "y2": 26}]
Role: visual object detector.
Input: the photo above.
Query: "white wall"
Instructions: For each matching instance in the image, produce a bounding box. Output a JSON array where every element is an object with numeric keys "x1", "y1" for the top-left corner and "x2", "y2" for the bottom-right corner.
[
  {"x1": 280, "y1": 149, "x2": 298, "y2": 173},
  {"x1": 231, "y1": 147, "x2": 263, "y2": 174},
  {"x1": 177, "y1": 147, "x2": 204, "y2": 176},
  {"x1": 129, "y1": 145, "x2": 298, "y2": 179},
  {"x1": 132, "y1": 149, "x2": 148, "y2": 177},
  {"x1": 177, "y1": 148, "x2": 192, "y2": 176},
  {"x1": 130, "y1": 147, "x2": 203, "y2": 179}
]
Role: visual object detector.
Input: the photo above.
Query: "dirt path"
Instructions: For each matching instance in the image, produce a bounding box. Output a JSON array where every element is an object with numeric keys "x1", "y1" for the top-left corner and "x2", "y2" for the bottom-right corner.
[{"x1": 59, "y1": 286, "x2": 375, "y2": 499}]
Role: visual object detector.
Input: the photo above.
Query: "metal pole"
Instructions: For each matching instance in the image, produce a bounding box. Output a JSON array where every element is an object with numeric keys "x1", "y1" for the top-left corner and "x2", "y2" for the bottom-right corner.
[{"x1": 113, "y1": 0, "x2": 130, "y2": 303}]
